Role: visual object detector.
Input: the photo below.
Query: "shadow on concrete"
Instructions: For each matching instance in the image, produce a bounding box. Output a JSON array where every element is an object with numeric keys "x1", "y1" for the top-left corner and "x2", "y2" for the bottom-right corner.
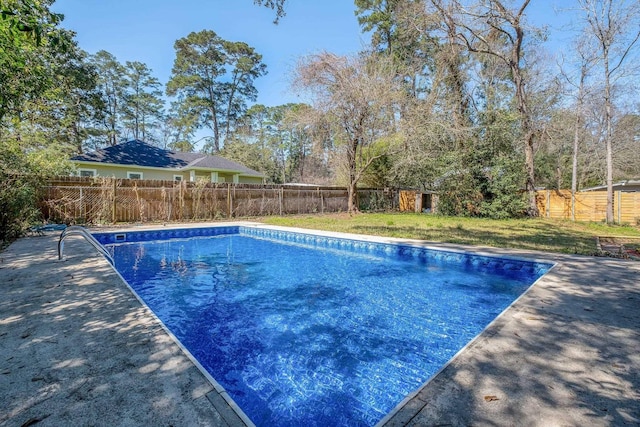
[
  {"x1": 384, "y1": 256, "x2": 640, "y2": 426},
  {"x1": 0, "y1": 235, "x2": 230, "y2": 426}
]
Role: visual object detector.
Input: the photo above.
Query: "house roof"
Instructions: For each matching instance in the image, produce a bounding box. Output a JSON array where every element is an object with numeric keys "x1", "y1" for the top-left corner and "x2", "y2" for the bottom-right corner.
[
  {"x1": 581, "y1": 180, "x2": 640, "y2": 192},
  {"x1": 71, "y1": 140, "x2": 263, "y2": 176}
]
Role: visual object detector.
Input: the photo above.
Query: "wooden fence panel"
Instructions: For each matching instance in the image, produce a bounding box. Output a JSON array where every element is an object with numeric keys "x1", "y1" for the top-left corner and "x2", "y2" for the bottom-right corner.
[
  {"x1": 399, "y1": 190, "x2": 416, "y2": 212},
  {"x1": 575, "y1": 192, "x2": 608, "y2": 222},
  {"x1": 535, "y1": 189, "x2": 639, "y2": 223},
  {"x1": 41, "y1": 177, "x2": 397, "y2": 224},
  {"x1": 619, "y1": 192, "x2": 640, "y2": 225},
  {"x1": 42, "y1": 186, "x2": 111, "y2": 224},
  {"x1": 548, "y1": 190, "x2": 571, "y2": 219}
]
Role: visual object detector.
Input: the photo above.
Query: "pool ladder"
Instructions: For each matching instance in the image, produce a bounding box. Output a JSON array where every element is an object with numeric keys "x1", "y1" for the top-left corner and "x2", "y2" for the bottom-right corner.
[{"x1": 58, "y1": 226, "x2": 114, "y2": 265}]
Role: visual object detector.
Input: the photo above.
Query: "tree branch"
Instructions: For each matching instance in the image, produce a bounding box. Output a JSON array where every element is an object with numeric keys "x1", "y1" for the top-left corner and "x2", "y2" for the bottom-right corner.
[{"x1": 610, "y1": 28, "x2": 640, "y2": 75}]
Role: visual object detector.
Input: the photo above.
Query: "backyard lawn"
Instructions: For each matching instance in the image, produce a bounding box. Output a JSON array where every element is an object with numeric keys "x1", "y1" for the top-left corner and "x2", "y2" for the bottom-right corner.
[{"x1": 261, "y1": 212, "x2": 640, "y2": 256}]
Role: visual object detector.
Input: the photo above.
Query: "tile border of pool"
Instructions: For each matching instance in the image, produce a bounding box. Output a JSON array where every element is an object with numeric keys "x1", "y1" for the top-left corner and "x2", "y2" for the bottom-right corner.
[
  {"x1": 94, "y1": 224, "x2": 552, "y2": 278},
  {"x1": 90, "y1": 222, "x2": 557, "y2": 427}
]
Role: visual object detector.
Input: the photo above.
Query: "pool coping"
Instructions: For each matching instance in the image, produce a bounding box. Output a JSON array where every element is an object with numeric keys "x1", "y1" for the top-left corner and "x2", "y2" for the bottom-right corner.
[{"x1": 2, "y1": 221, "x2": 639, "y2": 426}]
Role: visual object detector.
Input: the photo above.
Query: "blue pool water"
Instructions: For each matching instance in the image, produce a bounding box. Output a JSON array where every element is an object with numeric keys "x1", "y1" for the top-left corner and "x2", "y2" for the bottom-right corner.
[{"x1": 99, "y1": 227, "x2": 550, "y2": 427}]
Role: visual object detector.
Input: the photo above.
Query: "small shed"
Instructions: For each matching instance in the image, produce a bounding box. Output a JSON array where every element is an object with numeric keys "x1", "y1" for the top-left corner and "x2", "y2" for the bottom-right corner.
[{"x1": 399, "y1": 190, "x2": 437, "y2": 213}]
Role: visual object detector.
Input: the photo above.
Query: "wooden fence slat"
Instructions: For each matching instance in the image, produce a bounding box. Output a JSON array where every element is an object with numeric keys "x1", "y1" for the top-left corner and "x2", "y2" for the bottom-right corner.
[
  {"x1": 619, "y1": 191, "x2": 640, "y2": 225},
  {"x1": 535, "y1": 190, "x2": 640, "y2": 223},
  {"x1": 41, "y1": 177, "x2": 399, "y2": 224},
  {"x1": 42, "y1": 180, "x2": 637, "y2": 225}
]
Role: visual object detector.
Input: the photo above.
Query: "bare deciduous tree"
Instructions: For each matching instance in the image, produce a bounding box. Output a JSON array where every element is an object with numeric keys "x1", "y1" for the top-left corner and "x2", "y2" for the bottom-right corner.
[
  {"x1": 578, "y1": 0, "x2": 640, "y2": 223},
  {"x1": 292, "y1": 52, "x2": 405, "y2": 213},
  {"x1": 558, "y1": 35, "x2": 598, "y2": 219}
]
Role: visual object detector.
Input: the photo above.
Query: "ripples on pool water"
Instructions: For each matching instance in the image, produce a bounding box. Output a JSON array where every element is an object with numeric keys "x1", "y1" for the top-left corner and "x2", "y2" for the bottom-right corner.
[{"x1": 108, "y1": 233, "x2": 546, "y2": 427}]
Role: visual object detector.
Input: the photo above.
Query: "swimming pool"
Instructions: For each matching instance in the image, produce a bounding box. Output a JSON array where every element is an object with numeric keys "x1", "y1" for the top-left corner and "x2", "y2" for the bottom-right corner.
[{"x1": 95, "y1": 226, "x2": 551, "y2": 426}]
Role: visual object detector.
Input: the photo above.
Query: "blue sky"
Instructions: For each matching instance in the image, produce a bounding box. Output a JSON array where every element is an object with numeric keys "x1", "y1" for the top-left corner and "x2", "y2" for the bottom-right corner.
[
  {"x1": 52, "y1": 0, "x2": 367, "y2": 107},
  {"x1": 51, "y1": 1, "x2": 576, "y2": 108}
]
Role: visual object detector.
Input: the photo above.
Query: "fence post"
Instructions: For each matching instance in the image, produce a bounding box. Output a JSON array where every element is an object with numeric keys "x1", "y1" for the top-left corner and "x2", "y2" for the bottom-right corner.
[
  {"x1": 80, "y1": 187, "x2": 84, "y2": 222},
  {"x1": 227, "y1": 183, "x2": 232, "y2": 218},
  {"x1": 279, "y1": 187, "x2": 284, "y2": 215},
  {"x1": 112, "y1": 178, "x2": 117, "y2": 223},
  {"x1": 571, "y1": 190, "x2": 575, "y2": 222}
]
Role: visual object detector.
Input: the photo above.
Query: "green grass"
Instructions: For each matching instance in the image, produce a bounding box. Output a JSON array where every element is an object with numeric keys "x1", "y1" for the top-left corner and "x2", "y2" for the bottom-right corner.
[{"x1": 259, "y1": 212, "x2": 640, "y2": 255}]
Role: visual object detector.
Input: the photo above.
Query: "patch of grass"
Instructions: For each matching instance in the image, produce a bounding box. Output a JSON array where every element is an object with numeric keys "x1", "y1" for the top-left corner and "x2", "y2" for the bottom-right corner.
[{"x1": 260, "y1": 212, "x2": 640, "y2": 255}]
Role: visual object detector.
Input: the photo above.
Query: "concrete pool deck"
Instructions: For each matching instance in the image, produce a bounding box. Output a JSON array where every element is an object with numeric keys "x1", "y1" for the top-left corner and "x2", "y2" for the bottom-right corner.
[{"x1": 1, "y1": 223, "x2": 638, "y2": 426}]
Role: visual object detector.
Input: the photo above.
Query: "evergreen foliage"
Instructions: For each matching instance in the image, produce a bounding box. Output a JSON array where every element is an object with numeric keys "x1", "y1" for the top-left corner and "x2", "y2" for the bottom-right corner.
[{"x1": 166, "y1": 30, "x2": 267, "y2": 152}]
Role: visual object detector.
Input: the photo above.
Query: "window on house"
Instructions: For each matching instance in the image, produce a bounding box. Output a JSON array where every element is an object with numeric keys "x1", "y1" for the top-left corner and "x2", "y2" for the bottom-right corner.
[
  {"x1": 127, "y1": 172, "x2": 143, "y2": 180},
  {"x1": 174, "y1": 175, "x2": 183, "y2": 182},
  {"x1": 78, "y1": 169, "x2": 96, "y2": 177}
]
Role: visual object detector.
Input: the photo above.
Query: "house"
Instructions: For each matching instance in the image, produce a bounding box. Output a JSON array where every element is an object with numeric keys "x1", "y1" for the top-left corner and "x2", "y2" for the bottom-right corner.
[{"x1": 71, "y1": 140, "x2": 264, "y2": 184}]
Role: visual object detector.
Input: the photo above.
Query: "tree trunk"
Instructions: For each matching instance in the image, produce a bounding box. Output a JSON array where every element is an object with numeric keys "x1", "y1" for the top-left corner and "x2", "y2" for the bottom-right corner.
[
  {"x1": 281, "y1": 155, "x2": 286, "y2": 184},
  {"x1": 347, "y1": 181, "x2": 358, "y2": 213},
  {"x1": 571, "y1": 113, "x2": 580, "y2": 221},
  {"x1": 604, "y1": 47, "x2": 614, "y2": 223},
  {"x1": 208, "y1": 87, "x2": 220, "y2": 152},
  {"x1": 141, "y1": 112, "x2": 146, "y2": 141},
  {"x1": 346, "y1": 136, "x2": 359, "y2": 214},
  {"x1": 300, "y1": 145, "x2": 305, "y2": 181},
  {"x1": 211, "y1": 107, "x2": 220, "y2": 152},
  {"x1": 514, "y1": 62, "x2": 538, "y2": 216},
  {"x1": 134, "y1": 95, "x2": 140, "y2": 140},
  {"x1": 523, "y1": 128, "x2": 537, "y2": 215},
  {"x1": 444, "y1": 12, "x2": 469, "y2": 135},
  {"x1": 571, "y1": 63, "x2": 586, "y2": 221},
  {"x1": 73, "y1": 121, "x2": 82, "y2": 154},
  {"x1": 224, "y1": 74, "x2": 240, "y2": 144}
]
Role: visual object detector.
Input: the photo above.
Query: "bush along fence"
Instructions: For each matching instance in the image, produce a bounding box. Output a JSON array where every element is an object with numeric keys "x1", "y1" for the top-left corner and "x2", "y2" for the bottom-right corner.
[
  {"x1": 535, "y1": 189, "x2": 640, "y2": 224},
  {"x1": 41, "y1": 177, "x2": 399, "y2": 224}
]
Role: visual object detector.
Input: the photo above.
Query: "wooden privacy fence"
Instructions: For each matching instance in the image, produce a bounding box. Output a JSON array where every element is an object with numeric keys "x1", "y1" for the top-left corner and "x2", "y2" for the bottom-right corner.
[
  {"x1": 535, "y1": 189, "x2": 640, "y2": 224},
  {"x1": 41, "y1": 177, "x2": 398, "y2": 224}
]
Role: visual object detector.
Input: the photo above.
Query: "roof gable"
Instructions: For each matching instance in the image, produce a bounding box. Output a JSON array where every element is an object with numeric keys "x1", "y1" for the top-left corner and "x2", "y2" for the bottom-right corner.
[{"x1": 72, "y1": 140, "x2": 263, "y2": 176}]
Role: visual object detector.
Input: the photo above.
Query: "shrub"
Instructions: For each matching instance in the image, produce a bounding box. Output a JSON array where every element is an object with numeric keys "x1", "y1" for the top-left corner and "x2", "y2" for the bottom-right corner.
[
  {"x1": 0, "y1": 173, "x2": 45, "y2": 241},
  {"x1": 0, "y1": 139, "x2": 72, "y2": 242}
]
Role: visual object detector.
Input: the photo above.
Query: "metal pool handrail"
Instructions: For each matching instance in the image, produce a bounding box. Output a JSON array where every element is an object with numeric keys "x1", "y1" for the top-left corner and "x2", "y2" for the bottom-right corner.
[{"x1": 58, "y1": 226, "x2": 114, "y2": 265}]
